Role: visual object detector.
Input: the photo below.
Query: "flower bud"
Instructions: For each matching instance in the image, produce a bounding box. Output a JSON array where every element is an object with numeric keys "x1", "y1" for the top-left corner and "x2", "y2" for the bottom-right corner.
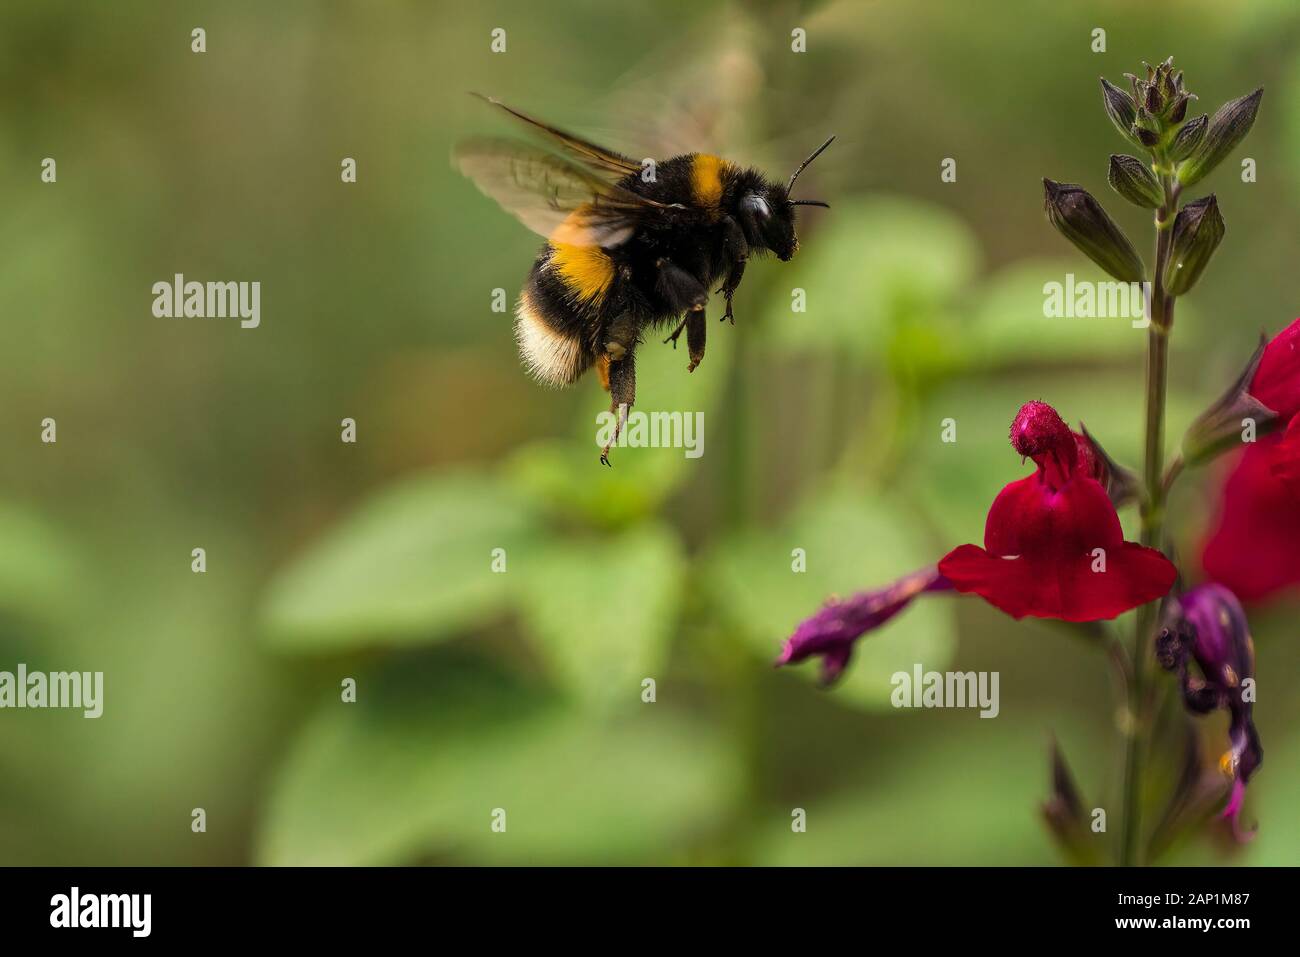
[
  {"x1": 1043, "y1": 180, "x2": 1145, "y2": 283},
  {"x1": 1145, "y1": 81, "x2": 1164, "y2": 117},
  {"x1": 1178, "y1": 88, "x2": 1263, "y2": 188},
  {"x1": 1041, "y1": 739, "x2": 1103, "y2": 866},
  {"x1": 1160, "y1": 64, "x2": 1178, "y2": 102},
  {"x1": 1100, "y1": 77, "x2": 1143, "y2": 148},
  {"x1": 1168, "y1": 114, "x2": 1207, "y2": 162},
  {"x1": 1162, "y1": 195, "x2": 1225, "y2": 296},
  {"x1": 1167, "y1": 92, "x2": 1193, "y2": 124},
  {"x1": 1107, "y1": 154, "x2": 1163, "y2": 209}
]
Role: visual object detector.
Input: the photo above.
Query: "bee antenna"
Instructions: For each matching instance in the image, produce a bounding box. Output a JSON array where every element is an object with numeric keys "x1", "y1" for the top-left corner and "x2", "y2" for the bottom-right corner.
[
  {"x1": 786, "y1": 135, "x2": 836, "y2": 192},
  {"x1": 790, "y1": 200, "x2": 830, "y2": 208}
]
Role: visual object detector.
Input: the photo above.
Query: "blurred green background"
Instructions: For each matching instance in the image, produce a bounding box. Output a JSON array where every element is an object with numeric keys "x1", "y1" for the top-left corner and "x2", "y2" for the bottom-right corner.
[{"x1": 2, "y1": 0, "x2": 1298, "y2": 865}]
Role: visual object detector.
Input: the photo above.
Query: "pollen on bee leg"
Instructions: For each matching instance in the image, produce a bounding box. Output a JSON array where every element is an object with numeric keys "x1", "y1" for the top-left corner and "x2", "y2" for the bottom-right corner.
[
  {"x1": 1219, "y1": 750, "x2": 1237, "y2": 776},
  {"x1": 604, "y1": 341, "x2": 626, "y2": 360}
]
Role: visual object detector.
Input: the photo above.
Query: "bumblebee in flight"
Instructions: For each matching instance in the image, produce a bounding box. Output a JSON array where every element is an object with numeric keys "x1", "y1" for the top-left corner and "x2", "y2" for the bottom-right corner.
[{"x1": 456, "y1": 96, "x2": 833, "y2": 464}]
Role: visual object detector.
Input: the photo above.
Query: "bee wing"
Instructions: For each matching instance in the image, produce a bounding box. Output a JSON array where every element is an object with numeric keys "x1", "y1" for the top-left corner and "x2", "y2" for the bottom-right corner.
[
  {"x1": 471, "y1": 94, "x2": 642, "y2": 180},
  {"x1": 455, "y1": 137, "x2": 674, "y2": 247}
]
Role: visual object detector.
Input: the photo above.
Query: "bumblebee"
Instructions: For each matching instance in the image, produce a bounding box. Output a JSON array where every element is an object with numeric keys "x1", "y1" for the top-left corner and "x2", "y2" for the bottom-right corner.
[{"x1": 456, "y1": 96, "x2": 832, "y2": 464}]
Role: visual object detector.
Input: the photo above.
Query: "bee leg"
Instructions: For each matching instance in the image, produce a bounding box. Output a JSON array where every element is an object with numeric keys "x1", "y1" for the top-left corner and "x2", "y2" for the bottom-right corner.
[
  {"x1": 663, "y1": 314, "x2": 689, "y2": 348},
  {"x1": 600, "y1": 349, "x2": 637, "y2": 467},
  {"x1": 718, "y1": 217, "x2": 749, "y2": 325},
  {"x1": 719, "y1": 259, "x2": 746, "y2": 325},
  {"x1": 655, "y1": 258, "x2": 709, "y2": 315},
  {"x1": 686, "y1": 309, "x2": 706, "y2": 372}
]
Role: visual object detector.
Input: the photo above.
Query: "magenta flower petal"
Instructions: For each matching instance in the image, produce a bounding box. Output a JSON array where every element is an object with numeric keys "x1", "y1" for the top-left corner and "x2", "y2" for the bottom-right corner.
[{"x1": 777, "y1": 566, "x2": 950, "y2": 685}]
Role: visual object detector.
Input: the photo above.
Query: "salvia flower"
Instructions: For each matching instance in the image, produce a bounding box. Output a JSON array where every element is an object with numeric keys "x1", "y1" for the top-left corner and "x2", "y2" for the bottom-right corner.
[
  {"x1": 780, "y1": 403, "x2": 1178, "y2": 685},
  {"x1": 775, "y1": 565, "x2": 950, "y2": 684},
  {"x1": 1202, "y1": 440, "x2": 1300, "y2": 602},
  {"x1": 1249, "y1": 315, "x2": 1300, "y2": 421},
  {"x1": 938, "y1": 402, "x2": 1177, "y2": 620},
  {"x1": 1156, "y1": 584, "x2": 1262, "y2": 840},
  {"x1": 1270, "y1": 415, "x2": 1300, "y2": 495},
  {"x1": 1203, "y1": 318, "x2": 1300, "y2": 601}
]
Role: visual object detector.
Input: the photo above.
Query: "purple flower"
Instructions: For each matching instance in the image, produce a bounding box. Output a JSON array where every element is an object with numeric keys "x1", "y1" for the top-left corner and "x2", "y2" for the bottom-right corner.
[
  {"x1": 776, "y1": 566, "x2": 951, "y2": 684},
  {"x1": 1156, "y1": 584, "x2": 1263, "y2": 841}
]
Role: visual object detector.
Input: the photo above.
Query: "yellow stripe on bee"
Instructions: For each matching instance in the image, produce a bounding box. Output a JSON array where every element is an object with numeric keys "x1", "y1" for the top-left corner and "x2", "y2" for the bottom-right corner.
[
  {"x1": 551, "y1": 242, "x2": 615, "y2": 302},
  {"x1": 691, "y1": 154, "x2": 728, "y2": 208}
]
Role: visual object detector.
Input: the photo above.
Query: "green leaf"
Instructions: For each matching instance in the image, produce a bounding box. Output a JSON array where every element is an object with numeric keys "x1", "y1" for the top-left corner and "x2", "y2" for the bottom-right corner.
[
  {"x1": 760, "y1": 195, "x2": 980, "y2": 360},
  {"x1": 516, "y1": 524, "x2": 685, "y2": 706},
  {"x1": 260, "y1": 471, "x2": 541, "y2": 651},
  {"x1": 257, "y1": 660, "x2": 737, "y2": 865},
  {"x1": 707, "y1": 487, "x2": 956, "y2": 709}
]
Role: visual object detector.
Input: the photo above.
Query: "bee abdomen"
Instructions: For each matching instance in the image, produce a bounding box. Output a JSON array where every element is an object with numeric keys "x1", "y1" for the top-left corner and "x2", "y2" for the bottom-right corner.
[{"x1": 514, "y1": 286, "x2": 589, "y2": 387}]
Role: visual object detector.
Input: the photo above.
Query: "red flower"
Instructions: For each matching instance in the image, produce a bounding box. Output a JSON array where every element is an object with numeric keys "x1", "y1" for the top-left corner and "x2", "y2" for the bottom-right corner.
[
  {"x1": 780, "y1": 401, "x2": 1177, "y2": 683},
  {"x1": 938, "y1": 402, "x2": 1177, "y2": 621},
  {"x1": 1203, "y1": 318, "x2": 1300, "y2": 602},
  {"x1": 1271, "y1": 415, "x2": 1300, "y2": 495},
  {"x1": 1202, "y1": 438, "x2": 1300, "y2": 602},
  {"x1": 1249, "y1": 316, "x2": 1300, "y2": 421}
]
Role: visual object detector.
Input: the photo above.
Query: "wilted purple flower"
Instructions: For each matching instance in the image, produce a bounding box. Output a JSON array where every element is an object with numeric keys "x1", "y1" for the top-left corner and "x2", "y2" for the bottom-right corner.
[
  {"x1": 1156, "y1": 584, "x2": 1262, "y2": 840},
  {"x1": 776, "y1": 565, "x2": 950, "y2": 684}
]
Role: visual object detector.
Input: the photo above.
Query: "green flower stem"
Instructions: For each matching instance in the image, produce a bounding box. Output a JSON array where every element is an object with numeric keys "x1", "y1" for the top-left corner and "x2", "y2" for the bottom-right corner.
[{"x1": 1120, "y1": 171, "x2": 1178, "y2": 867}]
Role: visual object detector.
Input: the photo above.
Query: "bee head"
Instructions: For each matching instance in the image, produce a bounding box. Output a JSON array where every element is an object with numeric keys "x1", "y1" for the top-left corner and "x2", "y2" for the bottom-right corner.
[
  {"x1": 737, "y1": 136, "x2": 834, "y2": 262},
  {"x1": 739, "y1": 186, "x2": 798, "y2": 261}
]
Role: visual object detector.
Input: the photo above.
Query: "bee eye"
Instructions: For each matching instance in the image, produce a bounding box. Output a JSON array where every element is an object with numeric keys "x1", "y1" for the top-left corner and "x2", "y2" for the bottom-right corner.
[{"x1": 741, "y1": 193, "x2": 771, "y2": 219}]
